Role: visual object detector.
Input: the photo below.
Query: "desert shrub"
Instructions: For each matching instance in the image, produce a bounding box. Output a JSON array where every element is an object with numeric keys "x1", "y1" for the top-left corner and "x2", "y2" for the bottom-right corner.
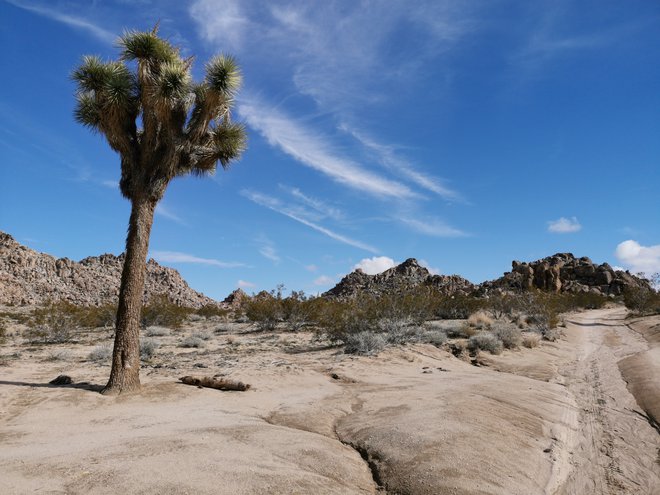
[
  {"x1": 522, "y1": 332, "x2": 541, "y2": 348},
  {"x1": 244, "y1": 293, "x2": 283, "y2": 331},
  {"x1": 196, "y1": 304, "x2": 230, "y2": 319},
  {"x1": 192, "y1": 331, "x2": 211, "y2": 341},
  {"x1": 467, "y1": 311, "x2": 494, "y2": 329},
  {"x1": 140, "y1": 338, "x2": 160, "y2": 359},
  {"x1": 47, "y1": 349, "x2": 73, "y2": 361},
  {"x1": 0, "y1": 320, "x2": 6, "y2": 345},
  {"x1": 344, "y1": 331, "x2": 387, "y2": 356},
  {"x1": 542, "y1": 327, "x2": 561, "y2": 342},
  {"x1": 433, "y1": 295, "x2": 484, "y2": 319},
  {"x1": 26, "y1": 302, "x2": 79, "y2": 344},
  {"x1": 492, "y1": 323, "x2": 521, "y2": 349},
  {"x1": 623, "y1": 285, "x2": 660, "y2": 316},
  {"x1": 468, "y1": 332, "x2": 503, "y2": 355},
  {"x1": 446, "y1": 323, "x2": 477, "y2": 338},
  {"x1": 482, "y1": 292, "x2": 518, "y2": 319},
  {"x1": 88, "y1": 344, "x2": 112, "y2": 362},
  {"x1": 141, "y1": 295, "x2": 193, "y2": 329},
  {"x1": 76, "y1": 303, "x2": 117, "y2": 328},
  {"x1": 145, "y1": 326, "x2": 170, "y2": 337},
  {"x1": 180, "y1": 336, "x2": 205, "y2": 348},
  {"x1": 420, "y1": 329, "x2": 448, "y2": 347}
]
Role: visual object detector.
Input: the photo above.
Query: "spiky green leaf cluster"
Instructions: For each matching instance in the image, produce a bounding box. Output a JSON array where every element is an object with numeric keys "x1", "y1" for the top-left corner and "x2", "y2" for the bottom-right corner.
[
  {"x1": 205, "y1": 54, "x2": 242, "y2": 98},
  {"x1": 72, "y1": 28, "x2": 247, "y2": 201}
]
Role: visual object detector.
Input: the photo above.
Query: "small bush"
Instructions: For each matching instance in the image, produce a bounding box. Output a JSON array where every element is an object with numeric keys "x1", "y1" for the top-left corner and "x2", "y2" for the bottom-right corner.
[
  {"x1": 493, "y1": 323, "x2": 521, "y2": 349},
  {"x1": 196, "y1": 304, "x2": 230, "y2": 319},
  {"x1": 467, "y1": 311, "x2": 494, "y2": 329},
  {"x1": 244, "y1": 293, "x2": 282, "y2": 331},
  {"x1": 88, "y1": 344, "x2": 112, "y2": 362},
  {"x1": 542, "y1": 327, "x2": 561, "y2": 342},
  {"x1": 145, "y1": 326, "x2": 170, "y2": 337},
  {"x1": 420, "y1": 329, "x2": 448, "y2": 347},
  {"x1": 0, "y1": 320, "x2": 6, "y2": 345},
  {"x1": 192, "y1": 331, "x2": 211, "y2": 341},
  {"x1": 468, "y1": 332, "x2": 503, "y2": 355},
  {"x1": 140, "y1": 338, "x2": 160, "y2": 359},
  {"x1": 180, "y1": 336, "x2": 205, "y2": 348},
  {"x1": 447, "y1": 323, "x2": 477, "y2": 338},
  {"x1": 344, "y1": 331, "x2": 386, "y2": 356},
  {"x1": 522, "y1": 333, "x2": 541, "y2": 348},
  {"x1": 47, "y1": 349, "x2": 73, "y2": 361},
  {"x1": 141, "y1": 295, "x2": 193, "y2": 329}
]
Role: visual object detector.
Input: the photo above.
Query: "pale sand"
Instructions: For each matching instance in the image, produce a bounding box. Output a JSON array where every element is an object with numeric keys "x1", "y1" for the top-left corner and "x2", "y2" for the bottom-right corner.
[{"x1": 0, "y1": 307, "x2": 658, "y2": 494}]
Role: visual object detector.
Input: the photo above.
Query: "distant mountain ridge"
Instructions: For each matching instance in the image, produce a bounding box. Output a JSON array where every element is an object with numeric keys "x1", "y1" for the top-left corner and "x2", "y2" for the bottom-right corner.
[{"x1": 0, "y1": 232, "x2": 214, "y2": 307}]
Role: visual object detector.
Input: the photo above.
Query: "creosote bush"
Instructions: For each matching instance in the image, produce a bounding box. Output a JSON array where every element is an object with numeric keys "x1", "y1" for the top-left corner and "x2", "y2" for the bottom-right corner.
[{"x1": 141, "y1": 295, "x2": 193, "y2": 329}]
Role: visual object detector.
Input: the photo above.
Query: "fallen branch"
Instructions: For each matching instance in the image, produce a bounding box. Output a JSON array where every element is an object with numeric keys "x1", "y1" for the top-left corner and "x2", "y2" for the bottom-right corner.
[{"x1": 179, "y1": 375, "x2": 251, "y2": 391}]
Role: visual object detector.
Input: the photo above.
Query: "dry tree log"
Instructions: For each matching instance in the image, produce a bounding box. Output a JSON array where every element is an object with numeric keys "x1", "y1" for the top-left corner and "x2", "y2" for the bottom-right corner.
[{"x1": 179, "y1": 375, "x2": 250, "y2": 391}]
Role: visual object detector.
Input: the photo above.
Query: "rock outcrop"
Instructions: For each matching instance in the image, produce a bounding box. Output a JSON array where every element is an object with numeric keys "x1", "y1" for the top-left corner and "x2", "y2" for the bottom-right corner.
[
  {"x1": 0, "y1": 232, "x2": 214, "y2": 307},
  {"x1": 323, "y1": 258, "x2": 475, "y2": 299},
  {"x1": 482, "y1": 252, "x2": 651, "y2": 296}
]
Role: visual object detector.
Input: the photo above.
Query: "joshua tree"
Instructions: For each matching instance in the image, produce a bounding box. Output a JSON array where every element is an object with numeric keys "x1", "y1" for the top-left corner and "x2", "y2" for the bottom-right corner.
[{"x1": 72, "y1": 27, "x2": 246, "y2": 395}]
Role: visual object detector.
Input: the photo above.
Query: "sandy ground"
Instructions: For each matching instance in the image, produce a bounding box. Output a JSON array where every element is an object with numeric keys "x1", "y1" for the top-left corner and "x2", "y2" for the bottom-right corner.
[{"x1": 0, "y1": 307, "x2": 658, "y2": 494}]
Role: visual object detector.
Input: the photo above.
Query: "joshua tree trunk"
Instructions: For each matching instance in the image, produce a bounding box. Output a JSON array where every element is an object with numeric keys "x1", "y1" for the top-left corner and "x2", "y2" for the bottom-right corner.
[{"x1": 102, "y1": 197, "x2": 156, "y2": 395}]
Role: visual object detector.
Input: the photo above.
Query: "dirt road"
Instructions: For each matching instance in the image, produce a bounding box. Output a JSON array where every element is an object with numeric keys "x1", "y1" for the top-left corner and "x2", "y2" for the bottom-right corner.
[{"x1": 555, "y1": 308, "x2": 660, "y2": 494}]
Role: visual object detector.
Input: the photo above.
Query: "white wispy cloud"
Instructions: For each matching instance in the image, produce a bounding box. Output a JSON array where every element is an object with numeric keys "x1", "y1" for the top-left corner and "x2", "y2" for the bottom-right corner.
[
  {"x1": 340, "y1": 123, "x2": 464, "y2": 203},
  {"x1": 280, "y1": 185, "x2": 344, "y2": 221},
  {"x1": 151, "y1": 251, "x2": 245, "y2": 268},
  {"x1": 238, "y1": 99, "x2": 416, "y2": 199},
  {"x1": 7, "y1": 0, "x2": 115, "y2": 43},
  {"x1": 397, "y1": 215, "x2": 468, "y2": 238},
  {"x1": 241, "y1": 189, "x2": 379, "y2": 253},
  {"x1": 259, "y1": 245, "x2": 280, "y2": 263},
  {"x1": 305, "y1": 264, "x2": 318, "y2": 272},
  {"x1": 354, "y1": 256, "x2": 396, "y2": 275},
  {"x1": 189, "y1": 0, "x2": 250, "y2": 50},
  {"x1": 155, "y1": 204, "x2": 186, "y2": 225},
  {"x1": 547, "y1": 216, "x2": 582, "y2": 234},
  {"x1": 237, "y1": 279, "x2": 256, "y2": 289},
  {"x1": 615, "y1": 240, "x2": 660, "y2": 275}
]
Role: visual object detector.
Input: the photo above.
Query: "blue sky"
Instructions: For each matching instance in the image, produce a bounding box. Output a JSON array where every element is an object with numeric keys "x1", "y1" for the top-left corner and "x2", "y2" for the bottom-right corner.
[{"x1": 1, "y1": 0, "x2": 659, "y2": 300}]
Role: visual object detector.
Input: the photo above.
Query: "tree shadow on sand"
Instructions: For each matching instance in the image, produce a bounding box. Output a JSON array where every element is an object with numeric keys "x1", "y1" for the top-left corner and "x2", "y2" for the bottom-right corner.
[{"x1": 0, "y1": 380, "x2": 104, "y2": 392}]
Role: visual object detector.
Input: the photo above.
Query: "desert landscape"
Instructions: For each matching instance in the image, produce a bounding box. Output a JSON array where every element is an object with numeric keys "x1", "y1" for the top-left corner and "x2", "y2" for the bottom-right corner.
[
  {"x1": 3, "y1": 3, "x2": 659, "y2": 494},
  {"x1": 1, "y1": 234, "x2": 659, "y2": 494}
]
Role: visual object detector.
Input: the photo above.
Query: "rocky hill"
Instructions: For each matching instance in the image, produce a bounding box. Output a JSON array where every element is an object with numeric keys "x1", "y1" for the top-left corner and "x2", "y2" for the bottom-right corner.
[
  {"x1": 324, "y1": 254, "x2": 651, "y2": 300},
  {"x1": 323, "y1": 258, "x2": 475, "y2": 299},
  {"x1": 481, "y1": 252, "x2": 650, "y2": 295},
  {"x1": 0, "y1": 232, "x2": 214, "y2": 307}
]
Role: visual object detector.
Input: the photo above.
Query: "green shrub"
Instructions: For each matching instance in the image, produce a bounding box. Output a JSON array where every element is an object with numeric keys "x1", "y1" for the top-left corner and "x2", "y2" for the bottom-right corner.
[
  {"x1": 141, "y1": 295, "x2": 193, "y2": 329},
  {"x1": 623, "y1": 286, "x2": 660, "y2": 316},
  {"x1": 433, "y1": 295, "x2": 484, "y2": 319},
  {"x1": 196, "y1": 304, "x2": 230, "y2": 319}
]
